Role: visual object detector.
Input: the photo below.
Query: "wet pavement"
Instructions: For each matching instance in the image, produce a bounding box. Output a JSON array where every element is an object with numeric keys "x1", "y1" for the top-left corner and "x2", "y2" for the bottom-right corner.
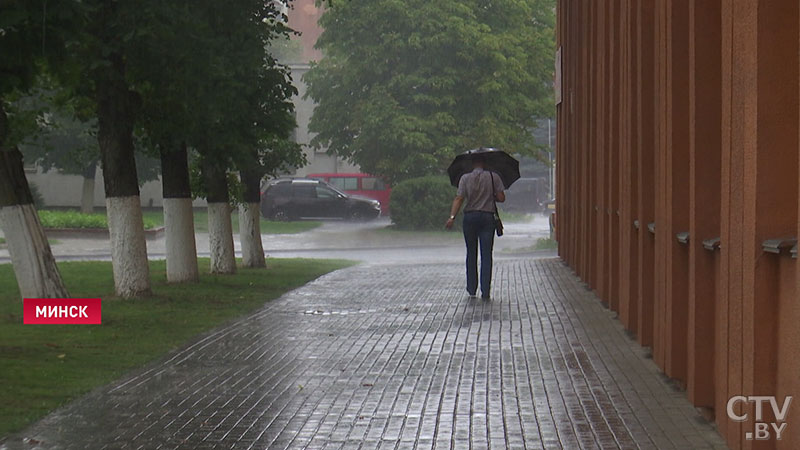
[
  {"x1": 0, "y1": 216, "x2": 555, "y2": 265},
  {"x1": 1, "y1": 259, "x2": 726, "y2": 449}
]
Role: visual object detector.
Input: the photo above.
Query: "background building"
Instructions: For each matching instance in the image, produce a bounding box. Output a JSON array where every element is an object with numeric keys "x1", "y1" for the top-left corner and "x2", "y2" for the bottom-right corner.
[{"x1": 281, "y1": 0, "x2": 358, "y2": 177}]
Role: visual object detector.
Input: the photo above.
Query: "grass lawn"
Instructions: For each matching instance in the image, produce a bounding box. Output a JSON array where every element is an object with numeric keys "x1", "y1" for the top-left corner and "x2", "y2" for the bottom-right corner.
[
  {"x1": 38, "y1": 210, "x2": 159, "y2": 230},
  {"x1": 0, "y1": 257, "x2": 354, "y2": 438},
  {"x1": 141, "y1": 209, "x2": 322, "y2": 234},
  {"x1": 0, "y1": 237, "x2": 5, "y2": 245},
  {"x1": 38, "y1": 208, "x2": 322, "y2": 235}
]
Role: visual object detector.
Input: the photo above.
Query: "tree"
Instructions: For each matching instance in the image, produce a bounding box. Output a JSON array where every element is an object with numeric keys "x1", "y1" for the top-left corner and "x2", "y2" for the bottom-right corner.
[
  {"x1": 0, "y1": 0, "x2": 74, "y2": 299},
  {"x1": 234, "y1": 60, "x2": 303, "y2": 269},
  {"x1": 12, "y1": 79, "x2": 160, "y2": 214},
  {"x1": 57, "y1": 0, "x2": 164, "y2": 297},
  {"x1": 306, "y1": 0, "x2": 556, "y2": 183},
  {"x1": 237, "y1": 136, "x2": 305, "y2": 268},
  {"x1": 184, "y1": 0, "x2": 301, "y2": 273},
  {"x1": 63, "y1": 0, "x2": 243, "y2": 293},
  {"x1": 132, "y1": 1, "x2": 212, "y2": 283}
]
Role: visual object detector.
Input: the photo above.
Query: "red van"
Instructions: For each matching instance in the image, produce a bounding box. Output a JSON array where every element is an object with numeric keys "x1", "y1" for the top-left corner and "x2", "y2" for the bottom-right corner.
[{"x1": 307, "y1": 173, "x2": 392, "y2": 215}]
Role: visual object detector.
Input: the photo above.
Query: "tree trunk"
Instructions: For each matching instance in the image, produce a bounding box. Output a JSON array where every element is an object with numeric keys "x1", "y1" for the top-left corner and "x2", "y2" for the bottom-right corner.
[
  {"x1": 238, "y1": 169, "x2": 265, "y2": 268},
  {"x1": 95, "y1": 55, "x2": 151, "y2": 297},
  {"x1": 202, "y1": 158, "x2": 236, "y2": 274},
  {"x1": 80, "y1": 163, "x2": 97, "y2": 214},
  {"x1": 0, "y1": 102, "x2": 69, "y2": 298},
  {"x1": 160, "y1": 142, "x2": 199, "y2": 283}
]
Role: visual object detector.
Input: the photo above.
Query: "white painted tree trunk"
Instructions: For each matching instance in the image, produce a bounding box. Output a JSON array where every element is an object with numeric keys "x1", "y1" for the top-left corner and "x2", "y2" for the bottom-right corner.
[
  {"x1": 106, "y1": 196, "x2": 151, "y2": 297},
  {"x1": 80, "y1": 177, "x2": 95, "y2": 214},
  {"x1": 239, "y1": 202, "x2": 266, "y2": 268},
  {"x1": 163, "y1": 198, "x2": 199, "y2": 282},
  {"x1": 208, "y1": 202, "x2": 236, "y2": 274},
  {"x1": 0, "y1": 204, "x2": 69, "y2": 298}
]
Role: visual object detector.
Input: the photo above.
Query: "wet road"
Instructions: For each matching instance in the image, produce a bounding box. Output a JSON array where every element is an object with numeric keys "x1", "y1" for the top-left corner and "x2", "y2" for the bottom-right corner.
[{"x1": 0, "y1": 215, "x2": 556, "y2": 265}]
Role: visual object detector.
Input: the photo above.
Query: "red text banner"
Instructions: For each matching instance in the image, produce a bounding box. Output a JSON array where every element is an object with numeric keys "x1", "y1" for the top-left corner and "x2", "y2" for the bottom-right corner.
[{"x1": 23, "y1": 298, "x2": 102, "y2": 325}]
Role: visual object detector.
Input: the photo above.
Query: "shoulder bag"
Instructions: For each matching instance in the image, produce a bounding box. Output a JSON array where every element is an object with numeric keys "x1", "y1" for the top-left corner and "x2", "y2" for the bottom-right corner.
[{"x1": 489, "y1": 172, "x2": 504, "y2": 237}]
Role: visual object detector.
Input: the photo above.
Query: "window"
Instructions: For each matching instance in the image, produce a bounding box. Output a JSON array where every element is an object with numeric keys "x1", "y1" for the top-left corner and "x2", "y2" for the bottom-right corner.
[
  {"x1": 268, "y1": 183, "x2": 291, "y2": 196},
  {"x1": 293, "y1": 185, "x2": 317, "y2": 198},
  {"x1": 329, "y1": 177, "x2": 359, "y2": 191},
  {"x1": 316, "y1": 186, "x2": 339, "y2": 199},
  {"x1": 362, "y1": 177, "x2": 386, "y2": 190}
]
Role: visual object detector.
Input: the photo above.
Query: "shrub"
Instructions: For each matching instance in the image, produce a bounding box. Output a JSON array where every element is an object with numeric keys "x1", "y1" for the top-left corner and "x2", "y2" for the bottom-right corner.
[
  {"x1": 37, "y1": 210, "x2": 158, "y2": 230},
  {"x1": 390, "y1": 176, "x2": 458, "y2": 230}
]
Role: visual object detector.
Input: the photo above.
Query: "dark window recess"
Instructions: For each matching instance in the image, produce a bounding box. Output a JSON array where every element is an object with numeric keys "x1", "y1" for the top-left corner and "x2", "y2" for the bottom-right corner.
[
  {"x1": 362, "y1": 177, "x2": 386, "y2": 190},
  {"x1": 316, "y1": 186, "x2": 339, "y2": 199},
  {"x1": 330, "y1": 177, "x2": 359, "y2": 190},
  {"x1": 268, "y1": 183, "x2": 291, "y2": 196},
  {"x1": 293, "y1": 185, "x2": 317, "y2": 198}
]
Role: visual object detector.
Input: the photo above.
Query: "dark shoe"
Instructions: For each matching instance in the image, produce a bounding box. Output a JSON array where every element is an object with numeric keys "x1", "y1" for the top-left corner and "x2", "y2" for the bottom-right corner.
[{"x1": 481, "y1": 294, "x2": 490, "y2": 300}]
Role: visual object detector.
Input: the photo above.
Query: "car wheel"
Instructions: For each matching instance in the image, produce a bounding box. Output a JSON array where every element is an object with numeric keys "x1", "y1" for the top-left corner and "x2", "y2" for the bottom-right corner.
[
  {"x1": 349, "y1": 209, "x2": 367, "y2": 222},
  {"x1": 272, "y1": 208, "x2": 291, "y2": 222}
]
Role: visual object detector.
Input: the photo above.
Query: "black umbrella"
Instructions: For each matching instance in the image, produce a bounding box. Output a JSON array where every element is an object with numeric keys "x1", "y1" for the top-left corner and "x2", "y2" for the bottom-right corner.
[{"x1": 447, "y1": 147, "x2": 521, "y2": 188}]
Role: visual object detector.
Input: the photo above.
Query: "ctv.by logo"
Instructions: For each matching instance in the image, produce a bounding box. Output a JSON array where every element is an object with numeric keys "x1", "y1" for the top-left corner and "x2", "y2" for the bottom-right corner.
[{"x1": 727, "y1": 396, "x2": 793, "y2": 441}]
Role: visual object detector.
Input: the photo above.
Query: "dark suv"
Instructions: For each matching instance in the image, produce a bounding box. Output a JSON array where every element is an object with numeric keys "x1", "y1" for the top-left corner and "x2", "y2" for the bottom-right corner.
[{"x1": 260, "y1": 178, "x2": 382, "y2": 221}]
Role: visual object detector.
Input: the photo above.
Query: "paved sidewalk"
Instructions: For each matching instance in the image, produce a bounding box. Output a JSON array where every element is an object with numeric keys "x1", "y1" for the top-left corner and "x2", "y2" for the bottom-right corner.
[{"x1": 2, "y1": 259, "x2": 726, "y2": 449}]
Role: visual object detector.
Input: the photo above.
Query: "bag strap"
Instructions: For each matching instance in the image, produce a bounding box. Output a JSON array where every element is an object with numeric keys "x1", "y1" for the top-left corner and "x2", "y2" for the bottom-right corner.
[{"x1": 489, "y1": 171, "x2": 498, "y2": 215}]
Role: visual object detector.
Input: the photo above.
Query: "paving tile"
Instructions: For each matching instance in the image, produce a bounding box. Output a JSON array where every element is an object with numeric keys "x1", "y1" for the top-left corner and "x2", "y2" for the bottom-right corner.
[{"x1": 1, "y1": 259, "x2": 726, "y2": 449}]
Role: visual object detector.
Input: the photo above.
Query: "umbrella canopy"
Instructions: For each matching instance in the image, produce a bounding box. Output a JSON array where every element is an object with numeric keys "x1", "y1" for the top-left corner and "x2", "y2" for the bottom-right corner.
[{"x1": 447, "y1": 147, "x2": 521, "y2": 189}]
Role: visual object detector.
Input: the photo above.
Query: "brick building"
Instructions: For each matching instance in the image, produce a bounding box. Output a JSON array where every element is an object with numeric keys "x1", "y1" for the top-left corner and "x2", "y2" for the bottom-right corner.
[{"x1": 555, "y1": 1, "x2": 798, "y2": 448}]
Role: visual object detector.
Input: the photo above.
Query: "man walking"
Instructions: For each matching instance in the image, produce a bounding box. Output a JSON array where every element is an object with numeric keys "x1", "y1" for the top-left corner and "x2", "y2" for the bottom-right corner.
[{"x1": 445, "y1": 154, "x2": 505, "y2": 299}]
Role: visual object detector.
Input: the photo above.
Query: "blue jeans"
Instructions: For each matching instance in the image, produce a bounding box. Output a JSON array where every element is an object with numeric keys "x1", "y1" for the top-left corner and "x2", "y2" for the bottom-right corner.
[{"x1": 463, "y1": 211, "x2": 495, "y2": 297}]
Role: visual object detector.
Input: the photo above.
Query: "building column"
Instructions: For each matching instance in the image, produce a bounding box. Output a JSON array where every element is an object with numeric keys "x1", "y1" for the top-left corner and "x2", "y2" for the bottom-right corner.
[
  {"x1": 636, "y1": 0, "x2": 657, "y2": 348},
  {"x1": 748, "y1": 2, "x2": 799, "y2": 449},
  {"x1": 687, "y1": 0, "x2": 722, "y2": 411},
  {"x1": 663, "y1": 0, "x2": 692, "y2": 383},
  {"x1": 619, "y1": 0, "x2": 640, "y2": 332},
  {"x1": 604, "y1": 0, "x2": 620, "y2": 311}
]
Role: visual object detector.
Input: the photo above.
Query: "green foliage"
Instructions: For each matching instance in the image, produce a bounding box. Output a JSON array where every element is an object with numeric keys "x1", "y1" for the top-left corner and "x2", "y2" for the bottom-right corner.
[
  {"x1": 390, "y1": 176, "x2": 457, "y2": 230},
  {"x1": 132, "y1": 0, "x2": 306, "y2": 200},
  {"x1": 7, "y1": 75, "x2": 97, "y2": 171},
  {"x1": 37, "y1": 210, "x2": 158, "y2": 230},
  {"x1": 188, "y1": 155, "x2": 243, "y2": 205},
  {"x1": 10, "y1": 78, "x2": 161, "y2": 186},
  {"x1": 141, "y1": 209, "x2": 321, "y2": 234},
  {"x1": 0, "y1": 258, "x2": 354, "y2": 436},
  {"x1": 0, "y1": 1, "x2": 79, "y2": 96},
  {"x1": 534, "y1": 237, "x2": 558, "y2": 250},
  {"x1": 306, "y1": 0, "x2": 556, "y2": 183}
]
